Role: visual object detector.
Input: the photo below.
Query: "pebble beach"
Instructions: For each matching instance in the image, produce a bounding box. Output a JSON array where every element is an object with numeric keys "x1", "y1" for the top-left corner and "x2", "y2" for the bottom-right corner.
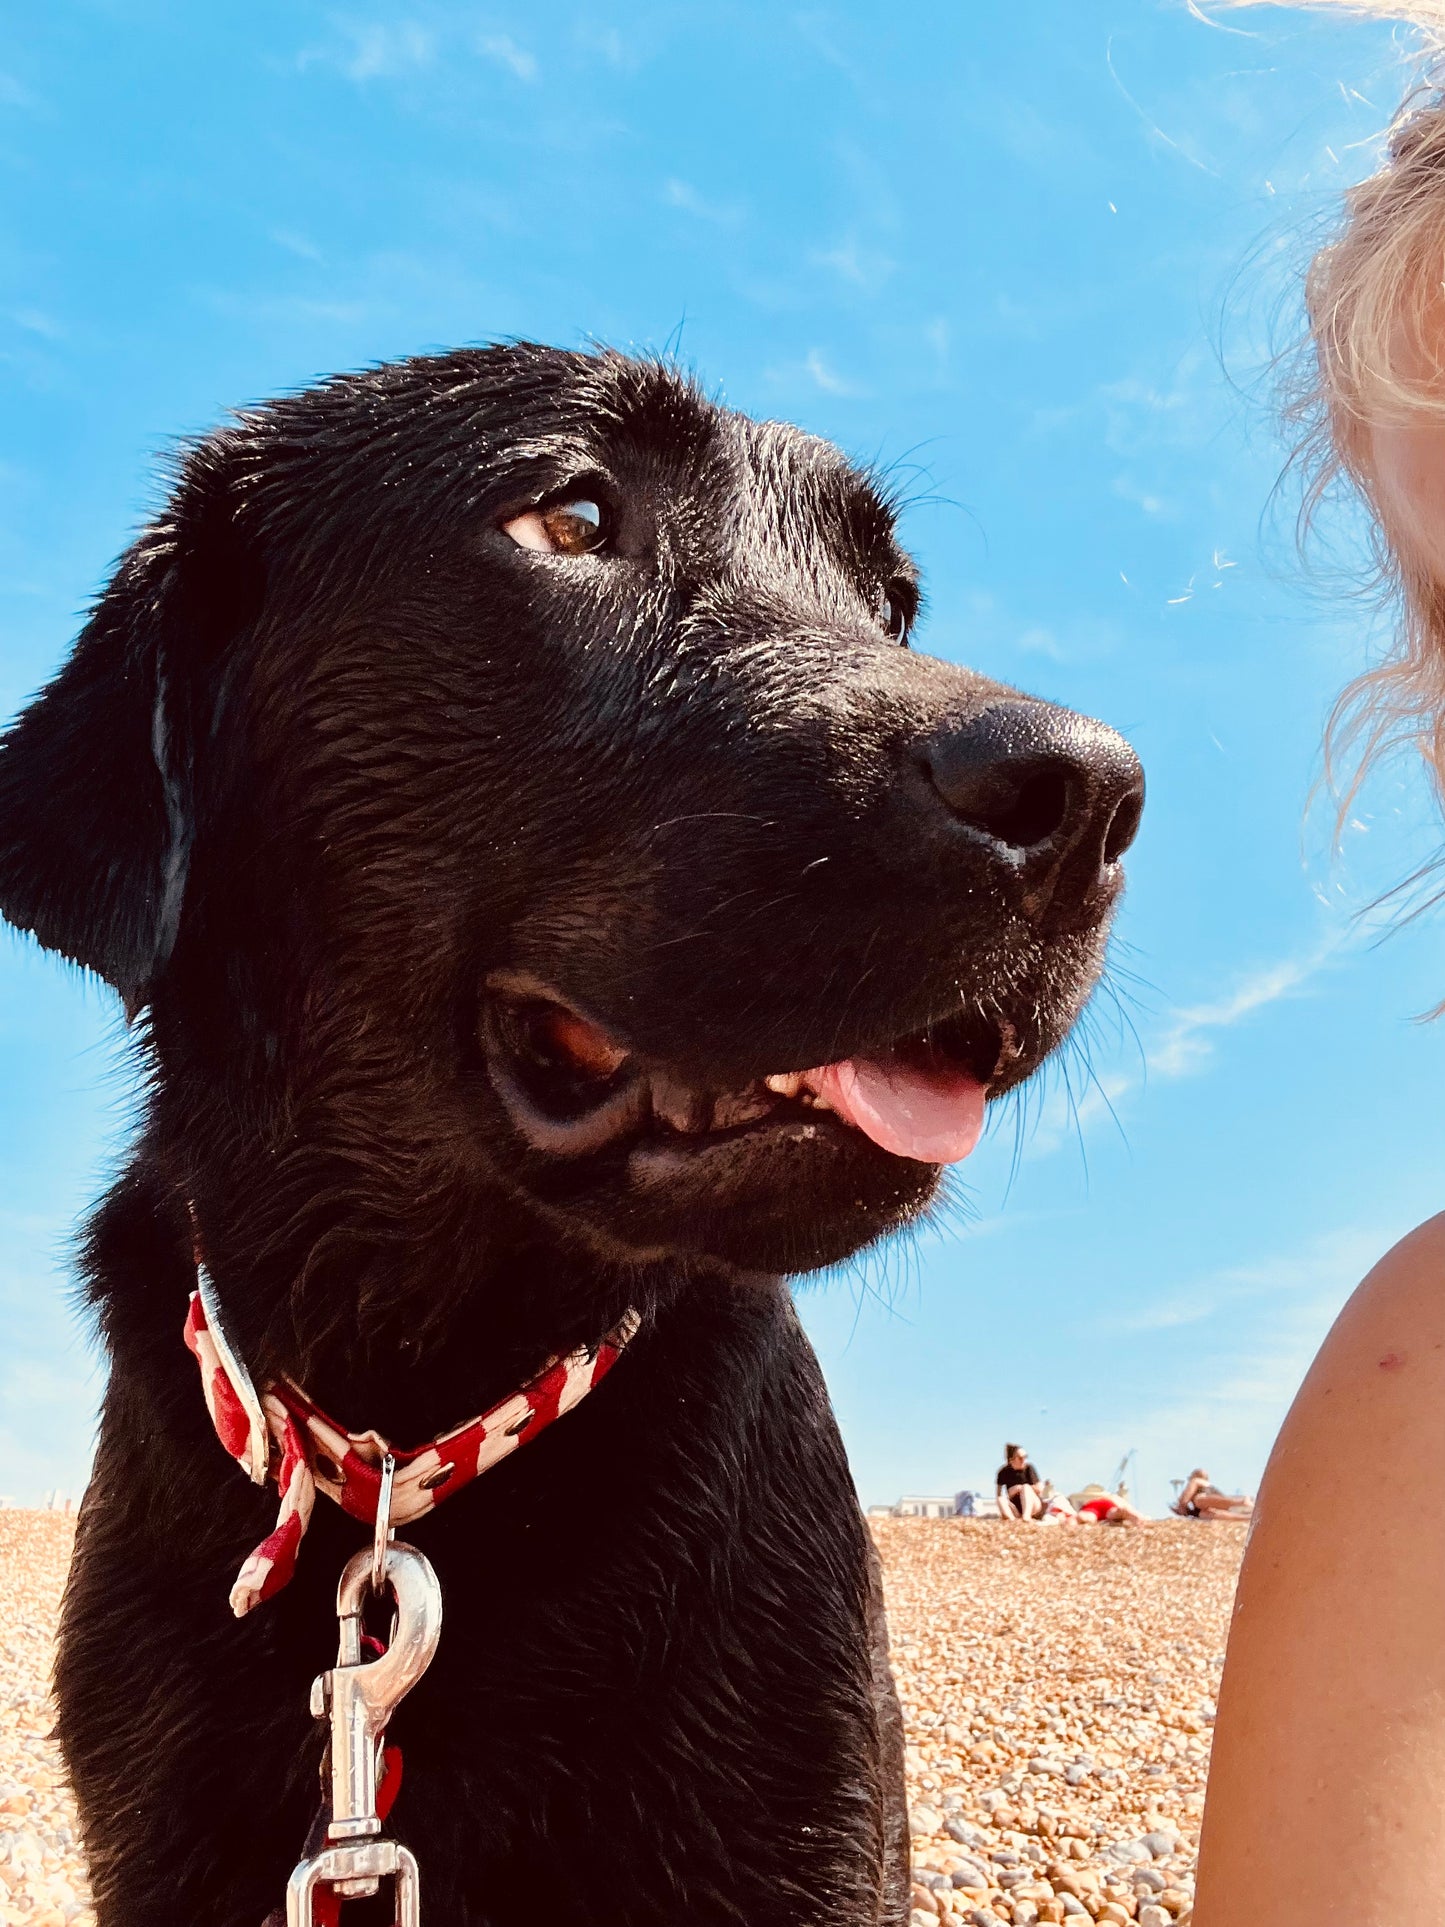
[
  {"x1": 0, "y1": 1510, "x2": 1242, "y2": 1925},
  {"x1": 883, "y1": 1516, "x2": 1243, "y2": 1927},
  {"x1": 0, "y1": 1514, "x2": 88, "y2": 1927}
]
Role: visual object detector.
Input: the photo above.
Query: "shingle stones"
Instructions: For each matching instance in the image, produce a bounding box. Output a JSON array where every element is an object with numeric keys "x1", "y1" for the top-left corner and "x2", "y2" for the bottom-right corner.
[
  {"x1": 875, "y1": 1516, "x2": 1247, "y2": 1927},
  {"x1": 0, "y1": 1509, "x2": 1245, "y2": 1924},
  {"x1": 0, "y1": 1513, "x2": 92, "y2": 1927}
]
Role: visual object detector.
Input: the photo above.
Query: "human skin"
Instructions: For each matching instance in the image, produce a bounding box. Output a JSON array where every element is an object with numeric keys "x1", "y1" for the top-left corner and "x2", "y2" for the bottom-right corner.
[
  {"x1": 1354, "y1": 301, "x2": 1445, "y2": 591},
  {"x1": 1370, "y1": 408, "x2": 1445, "y2": 584},
  {"x1": 998, "y1": 1454, "x2": 1041, "y2": 1520},
  {"x1": 1177, "y1": 1473, "x2": 1251, "y2": 1521},
  {"x1": 1194, "y1": 1214, "x2": 1445, "y2": 1922}
]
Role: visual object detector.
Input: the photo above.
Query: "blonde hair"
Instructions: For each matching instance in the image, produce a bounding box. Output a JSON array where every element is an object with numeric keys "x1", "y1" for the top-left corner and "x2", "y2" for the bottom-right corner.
[
  {"x1": 1307, "y1": 87, "x2": 1445, "y2": 809},
  {"x1": 1219, "y1": 2, "x2": 1445, "y2": 804},
  {"x1": 1212, "y1": 1, "x2": 1445, "y2": 21}
]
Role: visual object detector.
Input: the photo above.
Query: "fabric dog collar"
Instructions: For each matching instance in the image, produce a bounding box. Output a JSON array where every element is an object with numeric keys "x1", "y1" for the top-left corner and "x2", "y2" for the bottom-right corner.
[{"x1": 185, "y1": 1260, "x2": 640, "y2": 1617}]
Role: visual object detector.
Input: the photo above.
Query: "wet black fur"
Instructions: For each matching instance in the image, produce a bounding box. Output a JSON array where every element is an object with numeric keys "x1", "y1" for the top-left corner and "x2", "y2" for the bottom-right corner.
[{"x1": 0, "y1": 346, "x2": 1128, "y2": 1925}]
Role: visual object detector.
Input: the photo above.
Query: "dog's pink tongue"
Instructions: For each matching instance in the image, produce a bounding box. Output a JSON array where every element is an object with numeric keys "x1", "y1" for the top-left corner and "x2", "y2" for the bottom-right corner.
[{"x1": 807, "y1": 1058, "x2": 988, "y2": 1164}]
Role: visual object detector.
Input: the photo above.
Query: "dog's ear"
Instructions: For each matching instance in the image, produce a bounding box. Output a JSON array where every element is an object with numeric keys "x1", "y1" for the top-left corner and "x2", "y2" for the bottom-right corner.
[{"x1": 0, "y1": 437, "x2": 262, "y2": 1007}]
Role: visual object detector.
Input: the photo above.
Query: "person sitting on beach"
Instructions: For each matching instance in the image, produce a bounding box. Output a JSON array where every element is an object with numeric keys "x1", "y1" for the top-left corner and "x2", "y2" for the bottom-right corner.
[
  {"x1": 1068, "y1": 1483, "x2": 1146, "y2": 1527},
  {"x1": 1173, "y1": 1469, "x2": 1253, "y2": 1522},
  {"x1": 995, "y1": 1444, "x2": 1042, "y2": 1521}
]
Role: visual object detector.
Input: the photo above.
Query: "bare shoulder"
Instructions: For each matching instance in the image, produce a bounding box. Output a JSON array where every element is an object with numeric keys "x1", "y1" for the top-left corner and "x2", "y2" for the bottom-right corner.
[
  {"x1": 1257, "y1": 1211, "x2": 1445, "y2": 1530},
  {"x1": 1358, "y1": 1206, "x2": 1445, "y2": 1296},
  {"x1": 1196, "y1": 1211, "x2": 1445, "y2": 1922},
  {"x1": 1309, "y1": 1209, "x2": 1445, "y2": 1388}
]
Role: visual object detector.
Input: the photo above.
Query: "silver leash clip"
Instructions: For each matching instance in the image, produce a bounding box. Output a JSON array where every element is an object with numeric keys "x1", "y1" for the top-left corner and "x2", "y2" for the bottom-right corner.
[{"x1": 286, "y1": 1467, "x2": 443, "y2": 1926}]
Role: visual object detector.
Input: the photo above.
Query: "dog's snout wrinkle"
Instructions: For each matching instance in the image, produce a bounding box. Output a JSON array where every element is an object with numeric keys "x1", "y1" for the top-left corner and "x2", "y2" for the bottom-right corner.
[{"x1": 921, "y1": 699, "x2": 1144, "y2": 914}]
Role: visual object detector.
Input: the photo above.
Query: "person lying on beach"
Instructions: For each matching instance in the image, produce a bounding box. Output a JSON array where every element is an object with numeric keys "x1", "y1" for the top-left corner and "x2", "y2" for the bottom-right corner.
[
  {"x1": 1172, "y1": 1470, "x2": 1253, "y2": 1521},
  {"x1": 1067, "y1": 1484, "x2": 1146, "y2": 1527},
  {"x1": 1196, "y1": 67, "x2": 1445, "y2": 1926},
  {"x1": 995, "y1": 1444, "x2": 1043, "y2": 1520}
]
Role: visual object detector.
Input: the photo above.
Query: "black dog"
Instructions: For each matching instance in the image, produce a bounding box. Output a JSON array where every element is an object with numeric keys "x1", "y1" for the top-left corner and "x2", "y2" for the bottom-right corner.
[{"x1": 0, "y1": 345, "x2": 1141, "y2": 1926}]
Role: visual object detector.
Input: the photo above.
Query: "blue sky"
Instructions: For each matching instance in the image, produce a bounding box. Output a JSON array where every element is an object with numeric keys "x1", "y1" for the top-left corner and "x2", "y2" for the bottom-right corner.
[{"x1": 2, "y1": 2, "x2": 1438, "y2": 1513}]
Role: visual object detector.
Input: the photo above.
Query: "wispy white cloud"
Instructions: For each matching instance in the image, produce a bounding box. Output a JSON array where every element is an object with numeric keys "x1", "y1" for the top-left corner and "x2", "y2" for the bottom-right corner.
[
  {"x1": 758, "y1": 346, "x2": 872, "y2": 401},
  {"x1": 1016, "y1": 625, "x2": 1068, "y2": 663},
  {"x1": 1020, "y1": 1064, "x2": 1133, "y2": 1161},
  {"x1": 937, "y1": 1219, "x2": 1385, "y2": 1516},
  {"x1": 808, "y1": 235, "x2": 895, "y2": 290},
  {"x1": 1026, "y1": 935, "x2": 1341, "y2": 1160},
  {"x1": 8, "y1": 308, "x2": 63, "y2": 340},
  {"x1": 1098, "y1": 367, "x2": 1208, "y2": 455},
  {"x1": 270, "y1": 228, "x2": 324, "y2": 263},
  {"x1": 297, "y1": 13, "x2": 540, "y2": 85},
  {"x1": 1058, "y1": 1220, "x2": 1397, "y2": 1509},
  {"x1": 1112, "y1": 473, "x2": 1170, "y2": 519},
  {"x1": 663, "y1": 178, "x2": 743, "y2": 225},
  {"x1": 576, "y1": 23, "x2": 629, "y2": 67},
  {"x1": 1116, "y1": 1221, "x2": 1383, "y2": 1334},
  {"x1": 0, "y1": 72, "x2": 36, "y2": 112},
  {"x1": 299, "y1": 20, "x2": 435, "y2": 82},
  {"x1": 961, "y1": 591, "x2": 1125, "y2": 668},
  {"x1": 790, "y1": 10, "x2": 870, "y2": 93},
  {"x1": 1029, "y1": 355, "x2": 1220, "y2": 464},
  {"x1": 1147, "y1": 938, "x2": 1339, "y2": 1079},
  {"x1": 476, "y1": 33, "x2": 537, "y2": 81},
  {"x1": 802, "y1": 348, "x2": 864, "y2": 397}
]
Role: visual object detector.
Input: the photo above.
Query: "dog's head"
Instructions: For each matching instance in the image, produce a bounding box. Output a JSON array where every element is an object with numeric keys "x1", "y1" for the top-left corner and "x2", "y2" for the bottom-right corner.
[{"x1": 0, "y1": 346, "x2": 1141, "y2": 1305}]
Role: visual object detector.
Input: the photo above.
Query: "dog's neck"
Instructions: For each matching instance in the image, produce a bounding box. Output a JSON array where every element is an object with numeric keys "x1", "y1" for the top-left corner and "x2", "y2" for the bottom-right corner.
[
  {"x1": 173, "y1": 1171, "x2": 709, "y2": 1448},
  {"x1": 293, "y1": 1239, "x2": 684, "y2": 1449}
]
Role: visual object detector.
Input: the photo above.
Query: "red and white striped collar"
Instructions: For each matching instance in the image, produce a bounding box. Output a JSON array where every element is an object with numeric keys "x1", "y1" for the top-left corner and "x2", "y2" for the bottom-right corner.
[{"x1": 185, "y1": 1257, "x2": 640, "y2": 1617}]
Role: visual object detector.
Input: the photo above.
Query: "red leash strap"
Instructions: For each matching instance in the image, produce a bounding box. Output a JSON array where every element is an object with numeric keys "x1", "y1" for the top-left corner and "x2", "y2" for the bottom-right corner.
[{"x1": 262, "y1": 1749, "x2": 402, "y2": 1927}]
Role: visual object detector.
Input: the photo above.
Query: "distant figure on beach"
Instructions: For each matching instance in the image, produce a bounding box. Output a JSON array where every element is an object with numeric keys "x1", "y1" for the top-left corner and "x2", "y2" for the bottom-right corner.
[
  {"x1": 1068, "y1": 1483, "x2": 1147, "y2": 1527},
  {"x1": 1173, "y1": 1469, "x2": 1253, "y2": 1522},
  {"x1": 995, "y1": 1443, "x2": 1042, "y2": 1520}
]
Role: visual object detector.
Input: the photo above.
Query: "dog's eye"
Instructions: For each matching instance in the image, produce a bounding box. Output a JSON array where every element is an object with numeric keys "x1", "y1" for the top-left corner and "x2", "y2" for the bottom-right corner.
[
  {"x1": 878, "y1": 586, "x2": 912, "y2": 644},
  {"x1": 502, "y1": 498, "x2": 608, "y2": 557}
]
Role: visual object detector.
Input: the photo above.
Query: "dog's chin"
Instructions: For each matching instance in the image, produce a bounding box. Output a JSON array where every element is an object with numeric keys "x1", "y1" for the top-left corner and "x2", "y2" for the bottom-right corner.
[
  {"x1": 618, "y1": 1112, "x2": 943, "y2": 1272},
  {"x1": 475, "y1": 973, "x2": 1002, "y2": 1275},
  {"x1": 518, "y1": 1102, "x2": 943, "y2": 1276}
]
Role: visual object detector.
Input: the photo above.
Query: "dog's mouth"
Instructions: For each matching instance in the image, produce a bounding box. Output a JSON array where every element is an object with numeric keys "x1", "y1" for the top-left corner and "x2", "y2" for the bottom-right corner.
[{"x1": 481, "y1": 975, "x2": 1015, "y2": 1167}]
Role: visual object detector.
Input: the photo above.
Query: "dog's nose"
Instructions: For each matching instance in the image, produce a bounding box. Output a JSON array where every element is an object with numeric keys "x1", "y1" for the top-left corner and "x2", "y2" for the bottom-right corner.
[{"x1": 922, "y1": 700, "x2": 1143, "y2": 907}]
